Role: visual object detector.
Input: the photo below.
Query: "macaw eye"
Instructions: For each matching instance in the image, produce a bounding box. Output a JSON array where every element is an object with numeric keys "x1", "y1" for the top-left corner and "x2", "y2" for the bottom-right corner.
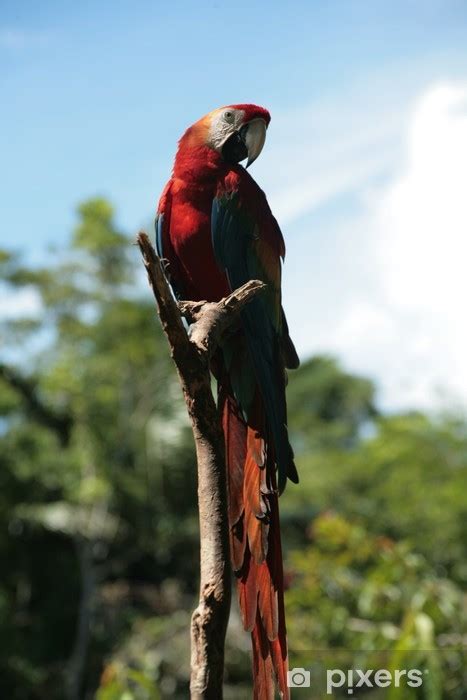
[{"x1": 223, "y1": 110, "x2": 235, "y2": 123}]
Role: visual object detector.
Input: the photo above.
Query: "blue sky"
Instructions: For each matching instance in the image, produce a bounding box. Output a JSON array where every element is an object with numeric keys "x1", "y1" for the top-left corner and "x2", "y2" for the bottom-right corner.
[{"x1": 2, "y1": 1, "x2": 467, "y2": 409}]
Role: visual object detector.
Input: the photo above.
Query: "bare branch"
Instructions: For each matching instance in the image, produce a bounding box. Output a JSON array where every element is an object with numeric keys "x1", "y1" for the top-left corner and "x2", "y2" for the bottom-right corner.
[
  {"x1": 179, "y1": 279, "x2": 266, "y2": 355},
  {"x1": 137, "y1": 232, "x2": 263, "y2": 698}
]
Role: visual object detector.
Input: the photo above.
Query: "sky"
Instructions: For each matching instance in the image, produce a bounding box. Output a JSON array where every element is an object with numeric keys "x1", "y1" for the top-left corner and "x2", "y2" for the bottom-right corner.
[{"x1": 2, "y1": 0, "x2": 467, "y2": 411}]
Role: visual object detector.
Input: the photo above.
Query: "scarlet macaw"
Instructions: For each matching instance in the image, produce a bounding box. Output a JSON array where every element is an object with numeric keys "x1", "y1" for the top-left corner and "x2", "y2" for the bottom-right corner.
[{"x1": 155, "y1": 104, "x2": 299, "y2": 699}]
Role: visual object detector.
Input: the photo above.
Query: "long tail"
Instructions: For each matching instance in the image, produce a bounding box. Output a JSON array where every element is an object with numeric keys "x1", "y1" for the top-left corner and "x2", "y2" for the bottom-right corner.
[{"x1": 222, "y1": 391, "x2": 289, "y2": 699}]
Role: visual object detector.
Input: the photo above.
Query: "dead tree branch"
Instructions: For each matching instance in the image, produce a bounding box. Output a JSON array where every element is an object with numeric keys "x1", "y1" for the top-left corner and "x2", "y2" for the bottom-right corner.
[
  {"x1": 178, "y1": 279, "x2": 265, "y2": 356},
  {"x1": 137, "y1": 232, "x2": 264, "y2": 699}
]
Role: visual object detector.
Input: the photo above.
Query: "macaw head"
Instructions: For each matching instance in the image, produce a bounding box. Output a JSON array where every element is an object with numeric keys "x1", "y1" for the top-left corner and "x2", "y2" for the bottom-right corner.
[{"x1": 177, "y1": 104, "x2": 271, "y2": 169}]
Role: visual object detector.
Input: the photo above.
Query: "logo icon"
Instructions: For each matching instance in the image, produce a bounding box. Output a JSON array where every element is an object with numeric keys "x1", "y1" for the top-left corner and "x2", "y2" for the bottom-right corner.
[{"x1": 287, "y1": 667, "x2": 311, "y2": 688}]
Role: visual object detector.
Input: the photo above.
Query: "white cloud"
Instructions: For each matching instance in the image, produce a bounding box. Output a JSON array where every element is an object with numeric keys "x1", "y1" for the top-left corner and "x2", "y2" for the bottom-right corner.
[
  {"x1": 265, "y1": 79, "x2": 467, "y2": 411},
  {"x1": 270, "y1": 149, "x2": 395, "y2": 227},
  {"x1": 371, "y1": 82, "x2": 467, "y2": 408},
  {"x1": 376, "y1": 83, "x2": 467, "y2": 314},
  {"x1": 255, "y1": 88, "x2": 406, "y2": 226}
]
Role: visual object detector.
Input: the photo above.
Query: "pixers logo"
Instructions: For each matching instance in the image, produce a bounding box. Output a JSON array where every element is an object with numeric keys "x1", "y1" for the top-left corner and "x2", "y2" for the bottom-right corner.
[{"x1": 326, "y1": 668, "x2": 425, "y2": 694}]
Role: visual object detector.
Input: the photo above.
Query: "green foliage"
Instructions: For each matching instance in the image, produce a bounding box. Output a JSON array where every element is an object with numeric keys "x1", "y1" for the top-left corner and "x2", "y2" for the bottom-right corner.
[
  {"x1": 287, "y1": 356, "x2": 377, "y2": 450},
  {"x1": 0, "y1": 198, "x2": 198, "y2": 699},
  {"x1": 286, "y1": 513, "x2": 465, "y2": 698},
  {"x1": 0, "y1": 197, "x2": 465, "y2": 699},
  {"x1": 73, "y1": 198, "x2": 131, "y2": 286},
  {"x1": 286, "y1": 411, "x2": 467, "y2": 583}
]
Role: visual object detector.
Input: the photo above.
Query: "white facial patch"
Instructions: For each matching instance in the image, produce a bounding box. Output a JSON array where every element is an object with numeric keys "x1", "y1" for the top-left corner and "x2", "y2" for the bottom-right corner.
[{"x1": 209, "y1": 108, "x2": 245, "y2": 151}]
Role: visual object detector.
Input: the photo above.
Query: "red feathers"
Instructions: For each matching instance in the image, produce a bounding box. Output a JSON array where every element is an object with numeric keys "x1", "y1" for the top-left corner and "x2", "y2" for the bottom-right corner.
[
  {"x1": 223, "y1": 394, "x2": 290, "y2": 700},
  {"x1": 228, "y1": 103, "x2": 271, "y2": 126}
]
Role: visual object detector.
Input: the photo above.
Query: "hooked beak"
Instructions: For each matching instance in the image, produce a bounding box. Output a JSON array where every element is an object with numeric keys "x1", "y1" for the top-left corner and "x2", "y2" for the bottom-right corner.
[
  {"x1": 244, "y1": 118, "x2": 267, "y2": 168},
  {"x1": 221, "y1": 117, "x2": 268, "y2": 167}
]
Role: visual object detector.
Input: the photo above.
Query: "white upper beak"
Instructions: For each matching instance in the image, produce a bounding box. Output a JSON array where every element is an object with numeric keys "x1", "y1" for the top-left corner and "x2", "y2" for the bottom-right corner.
[{"x1": 245, "y1": 118, "x2": 267, "y2": 168}]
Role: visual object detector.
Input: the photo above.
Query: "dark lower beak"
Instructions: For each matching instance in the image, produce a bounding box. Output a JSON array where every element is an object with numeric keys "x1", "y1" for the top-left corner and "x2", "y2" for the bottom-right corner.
[
  {"x1": 221, "y1": 126, "x2": 249, "y2": 165},
  {"x1": 221, "y1": 119, "x2": 267, "y2": 167}
]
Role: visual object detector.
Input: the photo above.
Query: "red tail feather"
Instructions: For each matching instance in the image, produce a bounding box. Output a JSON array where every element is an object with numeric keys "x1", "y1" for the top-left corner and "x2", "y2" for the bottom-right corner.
[{"x1": 222, "y1": 391, "x2": 289, "y2": 699}]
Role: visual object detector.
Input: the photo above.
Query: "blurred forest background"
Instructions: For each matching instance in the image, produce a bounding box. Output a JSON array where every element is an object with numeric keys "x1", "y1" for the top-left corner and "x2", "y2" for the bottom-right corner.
[{"x1": 0, "y1": 199, "x2": 465, "y2": 699}]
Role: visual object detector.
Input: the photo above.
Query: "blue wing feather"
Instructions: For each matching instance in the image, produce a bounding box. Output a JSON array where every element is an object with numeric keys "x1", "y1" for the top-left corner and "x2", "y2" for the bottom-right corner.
[
  {"x1": 212, "y1": 193, "x2": 297, "y2": 491},
  {"x1": 155, "y1": 213, "x2": 164, "y2": 259}
]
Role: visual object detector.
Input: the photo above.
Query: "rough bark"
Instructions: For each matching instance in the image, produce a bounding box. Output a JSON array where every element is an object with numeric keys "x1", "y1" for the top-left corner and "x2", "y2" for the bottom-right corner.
[{"x1": 137, "y1": 232, "x2": 264, "y2": 699}]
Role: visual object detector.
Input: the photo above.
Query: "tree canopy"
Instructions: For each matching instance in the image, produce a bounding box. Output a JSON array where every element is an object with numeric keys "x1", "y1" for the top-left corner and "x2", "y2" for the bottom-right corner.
[{"x1": 0, "y1": 199, "x2": 465, "y2": 699}]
